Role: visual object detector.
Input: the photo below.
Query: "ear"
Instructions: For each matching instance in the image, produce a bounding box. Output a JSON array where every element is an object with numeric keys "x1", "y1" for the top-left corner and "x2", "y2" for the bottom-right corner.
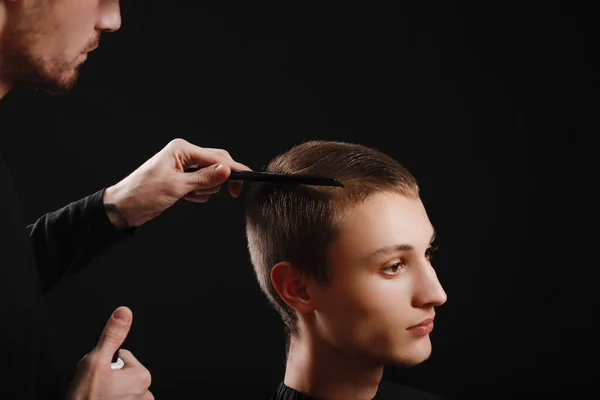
[{"x1": 271, "y1": 261, "x2": 315, "y2": 314}]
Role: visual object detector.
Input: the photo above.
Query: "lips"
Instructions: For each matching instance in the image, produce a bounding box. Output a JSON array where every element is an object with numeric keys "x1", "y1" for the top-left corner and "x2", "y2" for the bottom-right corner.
[
  {"x1": 407, "y1": 317, "x2": 434, "y2": 329},
  {"x1": 406, "y1": 316, "x2": 435, "y2": 335},
  {"x1": 83, "y1": 35, "x2": 100, "y2": 53}
]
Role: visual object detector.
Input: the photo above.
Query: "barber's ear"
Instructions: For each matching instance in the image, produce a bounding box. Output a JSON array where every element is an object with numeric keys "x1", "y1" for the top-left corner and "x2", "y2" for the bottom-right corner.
[{"x1": 271, "y1": 262, "x2": 314, "y2": 313}]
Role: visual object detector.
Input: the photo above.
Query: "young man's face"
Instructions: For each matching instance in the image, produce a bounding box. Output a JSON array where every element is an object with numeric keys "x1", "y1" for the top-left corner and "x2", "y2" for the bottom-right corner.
[
  {"x1": 1, "y1": 0, "x2": 121, "y2": 93},
  {"x1": 310, "y1": 191, "x2": 447, "y2": 366}
]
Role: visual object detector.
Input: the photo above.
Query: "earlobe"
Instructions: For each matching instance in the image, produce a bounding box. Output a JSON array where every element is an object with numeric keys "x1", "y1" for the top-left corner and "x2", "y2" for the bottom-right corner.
[{"x1": 271, "y1": 262, "x2": 314, "y2": 313}]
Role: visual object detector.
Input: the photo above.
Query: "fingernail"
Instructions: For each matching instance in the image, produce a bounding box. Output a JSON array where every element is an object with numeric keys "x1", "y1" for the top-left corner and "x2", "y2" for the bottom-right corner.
[
  {"x1": 113, "y1": 308, "x2": 130, "y2": 324},
  {"x1": 215, "y1": 164, "x2": 223, "y2": 172}
]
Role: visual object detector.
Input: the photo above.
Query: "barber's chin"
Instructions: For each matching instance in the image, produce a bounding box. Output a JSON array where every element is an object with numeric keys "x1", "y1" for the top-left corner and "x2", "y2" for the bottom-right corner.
[{"x1": 40, "y1": 72, "x2": 79, "y2": 95}]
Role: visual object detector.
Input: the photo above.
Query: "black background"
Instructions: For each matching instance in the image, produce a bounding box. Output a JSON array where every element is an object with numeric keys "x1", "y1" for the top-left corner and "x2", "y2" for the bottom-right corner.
[{"x1": 0, "y1": 1, "x2": 593, "y2": 398}]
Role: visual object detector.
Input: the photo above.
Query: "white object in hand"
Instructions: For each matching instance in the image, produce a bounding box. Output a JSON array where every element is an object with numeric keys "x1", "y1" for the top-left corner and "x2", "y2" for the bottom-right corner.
[{"x1": 110, "y1": 357, "x2": 125, "y2": 370}]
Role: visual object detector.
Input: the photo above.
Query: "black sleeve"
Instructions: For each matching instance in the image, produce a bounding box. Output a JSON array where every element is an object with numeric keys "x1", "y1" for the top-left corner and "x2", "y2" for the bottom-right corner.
[
  {"x1": 26, "y1": 188, "x2": 135, "y2": 294},
  {"x1": 378, "y1": 380, "x2": 450, "y2": 400}
]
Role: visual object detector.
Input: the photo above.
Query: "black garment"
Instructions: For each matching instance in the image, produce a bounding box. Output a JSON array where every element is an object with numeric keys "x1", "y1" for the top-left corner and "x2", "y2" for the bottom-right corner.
[
  {"x1": 0, "y1": 151, "x2": 133, "y2": 400},
  {"x1": 271, "y1": 381, "x2": 447, "y2": 400}
]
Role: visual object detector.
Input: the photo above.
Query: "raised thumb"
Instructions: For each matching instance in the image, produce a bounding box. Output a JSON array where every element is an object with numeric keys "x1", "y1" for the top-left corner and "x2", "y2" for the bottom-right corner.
[
  {"x1": 93, "y1": 306, "x2": 133, "y2": 360},
  {"x1": 190, "y1": 163, "x2": 230, "y2": 189}
]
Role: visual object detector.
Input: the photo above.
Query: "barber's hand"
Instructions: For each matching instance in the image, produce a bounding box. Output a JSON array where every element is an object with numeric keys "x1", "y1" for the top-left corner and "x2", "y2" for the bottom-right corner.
[
  {"x1": 67, "y1": 307, "x2": 153, "y2": 400},
  {"x1": 103, "y1": 138, "x2": 251, "y2": 228}
]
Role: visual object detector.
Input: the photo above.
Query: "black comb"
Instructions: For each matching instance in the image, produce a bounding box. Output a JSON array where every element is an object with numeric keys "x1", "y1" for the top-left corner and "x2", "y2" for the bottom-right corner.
[{"x1": 184, "y1": 168, "x2": 344, "y2": 187}]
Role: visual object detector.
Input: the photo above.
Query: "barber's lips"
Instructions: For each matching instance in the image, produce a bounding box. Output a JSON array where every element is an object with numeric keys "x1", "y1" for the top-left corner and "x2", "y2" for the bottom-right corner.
[
  {"x1": 78, "y1": 47, "x2": 96, "y2": 62},
  {"x1": 82, "y1": 43, "x2": 98, "y2": 55},
  {"x1": 406, "y1": 317, "x2": 434, "y2": 335}
]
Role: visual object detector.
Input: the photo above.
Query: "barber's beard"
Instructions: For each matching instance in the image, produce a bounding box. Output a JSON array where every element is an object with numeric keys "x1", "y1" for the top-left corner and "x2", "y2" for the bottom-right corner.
[
  {"x1": 3, "y1": 46, "x2": 80, "y2": 94},
  {"x1": 1, "y1": 22, "x2": 97, "y2": 95}
]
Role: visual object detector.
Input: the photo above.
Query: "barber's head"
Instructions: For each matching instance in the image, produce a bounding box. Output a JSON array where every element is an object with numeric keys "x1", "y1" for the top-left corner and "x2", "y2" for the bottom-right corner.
[
  {"x1": 245, "y1": 140, "x2": 447, "y2": 366},
  {"x1": 0, "y1": 0, "x2": 121, "y2": 93}
]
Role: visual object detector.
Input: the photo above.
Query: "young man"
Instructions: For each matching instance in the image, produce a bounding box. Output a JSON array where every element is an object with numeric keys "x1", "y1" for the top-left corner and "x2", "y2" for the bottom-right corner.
[
  {"x1": 245, "y1": 140, "x2": 448, "y2": 400},
  {"x1": 1, "y1": 1, "x2": 250, "y2": 398}
]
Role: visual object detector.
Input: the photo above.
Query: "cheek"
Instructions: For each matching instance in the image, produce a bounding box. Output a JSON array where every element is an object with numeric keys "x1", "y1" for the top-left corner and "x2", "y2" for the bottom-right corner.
[
  {"x1": 49, "y1": 3, "x2": 97, "y2": 51},
  {"x1": 352, "y1": 278, "x2": 413, "y2": 331},
  {"x1": 317, "y1": 273, "x2": 412, "y2": 341}
]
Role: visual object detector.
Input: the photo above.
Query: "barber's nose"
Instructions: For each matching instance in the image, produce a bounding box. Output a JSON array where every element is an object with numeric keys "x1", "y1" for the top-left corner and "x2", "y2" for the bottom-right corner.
[{"x1": 96, "y1": 0, "x2": 122, "y2": 33}]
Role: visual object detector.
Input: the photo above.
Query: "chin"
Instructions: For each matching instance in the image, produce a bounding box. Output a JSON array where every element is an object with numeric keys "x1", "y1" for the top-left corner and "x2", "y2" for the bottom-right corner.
[
  {"x1": 383, "y1": 337, "x2": 433, "y2": 367},
  {"x1": 26, "y1": 56, "x2": 81, "y2": 94},
  {"x1": 39, "y1": 71, "x2": 79, "y2": 94},
  {"x1": 9, "y1": 50, "x2": 79, "y2": 94}
]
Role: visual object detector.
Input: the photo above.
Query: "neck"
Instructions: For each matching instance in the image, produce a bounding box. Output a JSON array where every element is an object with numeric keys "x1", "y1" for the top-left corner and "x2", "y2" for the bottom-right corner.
[{"x1": 284, "y1": 330, "x2": 384, "y2": 400}]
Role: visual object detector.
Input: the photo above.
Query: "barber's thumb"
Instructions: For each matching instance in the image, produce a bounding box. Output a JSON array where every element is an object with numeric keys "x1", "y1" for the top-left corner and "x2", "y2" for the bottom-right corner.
[
  {"x1": 192, "y1": 163, "x2": 230, "y2": 188},
  {"x1": 94, "y1": 306, "x2": 132, "y2": 359}
]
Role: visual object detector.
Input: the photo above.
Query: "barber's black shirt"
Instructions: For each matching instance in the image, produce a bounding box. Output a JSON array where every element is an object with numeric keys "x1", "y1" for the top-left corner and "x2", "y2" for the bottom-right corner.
[
  {"x1": 271, "y1": 381, "x2": 448, "y2": 400},
  {"x1": 0, "y1": 151, "x2": 133, "y2": 400}
]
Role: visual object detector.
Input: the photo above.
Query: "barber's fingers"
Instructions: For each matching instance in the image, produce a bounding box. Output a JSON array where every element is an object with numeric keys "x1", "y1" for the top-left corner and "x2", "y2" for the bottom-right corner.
[
  {"x1": 183, "y1": 166, "x2": 242, "y2": 198},
  {"x1": 117, "y1": 349, "x2": 153, "y2": 394},
  {"x1": 175, "y1": 142, "x2": 250, "y2": 192},
  {"x1": 117, "y1": 349, "x2": 143, "y2": 370},
  {"x1": 194, "y1": 147, "x2": 250, "y2": 172},
  {"x1": 185, "y1": 163, "x2": 230, "y2": 191},
  {"x1": 183, "y1": 184, "x2": 221, "y2": 202},
  {"x1": 183, "y1": 193, "x2": 212, "y2": 203},
  {"x1": 227, "y1": 179, "x2": 243, "y2": 198},
  {"x1": 190, "y1": 185, "x2": 222, "y2": 196},
  {"x1": 93, "y1": 307, "x2": 132, "y2": 361},
  {"x1": 168, "y1": 139, "x2": 250, "y2": 172},
  {"x1": 199, "y1": 148, "x2": 248, "y2": 198}
]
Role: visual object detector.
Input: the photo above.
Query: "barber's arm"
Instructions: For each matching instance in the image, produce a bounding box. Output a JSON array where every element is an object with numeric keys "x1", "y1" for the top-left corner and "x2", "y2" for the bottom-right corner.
[
  {"x1": 26, "y1": 189, "x2": 134, "y2": 294},
  {"x1": 27, "y1": 138, "x2": 249, "y2": 294}
]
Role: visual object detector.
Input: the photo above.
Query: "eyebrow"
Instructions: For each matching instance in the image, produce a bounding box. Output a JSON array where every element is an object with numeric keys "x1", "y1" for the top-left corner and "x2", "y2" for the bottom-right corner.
[{"x1": 368, "y1": 229, "x2": 436, "y2": 259}]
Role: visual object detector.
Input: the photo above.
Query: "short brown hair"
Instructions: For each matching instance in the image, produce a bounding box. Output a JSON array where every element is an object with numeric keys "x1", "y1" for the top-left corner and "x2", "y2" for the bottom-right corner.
[{"x1": 245, "y1": 140, "x2": 420, "y2": 338}]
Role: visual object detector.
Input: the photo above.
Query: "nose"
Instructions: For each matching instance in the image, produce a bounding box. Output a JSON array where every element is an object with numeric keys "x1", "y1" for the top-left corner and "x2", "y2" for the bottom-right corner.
[
  {"x1": 96, "y1": 0, "x2": 122, "y2": 33},
  {"x1": 412, "y1": 262, "x2": 447, "y2": 309}
]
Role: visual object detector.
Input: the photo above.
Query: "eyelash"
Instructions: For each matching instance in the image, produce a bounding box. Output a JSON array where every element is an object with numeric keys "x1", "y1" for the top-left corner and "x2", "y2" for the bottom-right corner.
[
  {"x1": 382, "y1": 245, "x2": 439, "y2": 275},
  {"x1": 382, "y1": 261, "x2": 405, "y2": 275},
  {"x1": 426, "y1": 245, "x2": 439, "y2": 260}
]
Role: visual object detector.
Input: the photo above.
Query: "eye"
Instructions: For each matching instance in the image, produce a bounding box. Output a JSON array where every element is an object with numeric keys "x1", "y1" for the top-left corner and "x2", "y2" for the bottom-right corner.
[
  {"x1": 426, "y1": 245, "x2": 439, "y2": 261},
  {"x1": 382, "y1": 260, "x2": 406, "y2": 276}
]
